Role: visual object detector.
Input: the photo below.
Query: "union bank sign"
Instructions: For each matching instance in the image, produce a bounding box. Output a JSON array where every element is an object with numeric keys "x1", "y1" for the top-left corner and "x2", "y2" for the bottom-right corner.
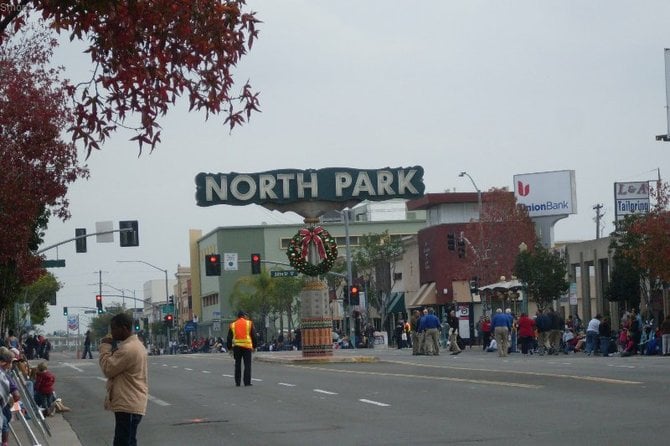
[{"x1": 195, "y1": 166, "x2": 425, "y2": 207}]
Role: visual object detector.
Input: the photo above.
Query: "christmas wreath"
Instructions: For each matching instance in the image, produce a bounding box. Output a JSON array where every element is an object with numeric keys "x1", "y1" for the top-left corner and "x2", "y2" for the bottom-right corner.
[{"x1": 286, "y1": 226, "x2": 338, "y2": 276}]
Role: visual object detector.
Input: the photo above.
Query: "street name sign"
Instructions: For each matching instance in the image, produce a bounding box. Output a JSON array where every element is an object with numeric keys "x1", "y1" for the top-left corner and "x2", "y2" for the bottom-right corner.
[{"x1": 271, "y1": 270, "x2": 299, "y2": 278}]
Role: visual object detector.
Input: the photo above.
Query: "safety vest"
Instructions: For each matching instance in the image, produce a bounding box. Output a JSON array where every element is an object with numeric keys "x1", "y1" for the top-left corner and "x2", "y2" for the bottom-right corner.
[{"x1": 230, "y1": 318, "x2": 253, "y2": 349}]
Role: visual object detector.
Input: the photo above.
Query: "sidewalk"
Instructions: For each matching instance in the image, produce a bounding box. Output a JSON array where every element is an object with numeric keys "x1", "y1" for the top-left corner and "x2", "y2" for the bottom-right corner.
[{"x1": 11, "y1": 412, "x2": 81, "y2": 446}]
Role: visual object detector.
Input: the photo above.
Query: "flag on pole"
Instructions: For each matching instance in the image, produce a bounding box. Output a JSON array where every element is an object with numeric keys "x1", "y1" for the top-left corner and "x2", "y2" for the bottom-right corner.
[{"x1": 67, "y1": 315, "x2": 79, "y2": 331}]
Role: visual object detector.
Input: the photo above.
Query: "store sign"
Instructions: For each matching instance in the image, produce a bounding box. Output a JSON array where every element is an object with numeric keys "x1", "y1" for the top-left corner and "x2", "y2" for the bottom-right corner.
[
  {"x1": 614, "y1": 181, "x2": 650, "y2": 221},
  {"x1": 195, "y1": 166, "x2": 424, "y2": 207},
  {"x1": 513, "y1": 170, "x2": 577, "y2": 217}
]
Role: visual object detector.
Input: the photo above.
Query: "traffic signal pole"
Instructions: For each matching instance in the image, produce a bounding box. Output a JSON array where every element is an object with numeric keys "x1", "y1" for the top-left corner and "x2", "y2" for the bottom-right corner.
[{"x1": 37, "y1": 227, "x2": 134, "y2": 254}]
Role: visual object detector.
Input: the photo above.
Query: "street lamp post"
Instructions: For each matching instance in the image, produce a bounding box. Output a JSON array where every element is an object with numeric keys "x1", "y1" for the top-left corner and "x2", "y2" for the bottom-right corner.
[
  {"x1": 458, "y1": 171, "x2": 482, "y2": 219},
  {"x1": 117, "y1": 260, "x2": 170, "y2": 346},
  {"x1": 459, "y1": 171, "x2": 484, "y2": 329}
]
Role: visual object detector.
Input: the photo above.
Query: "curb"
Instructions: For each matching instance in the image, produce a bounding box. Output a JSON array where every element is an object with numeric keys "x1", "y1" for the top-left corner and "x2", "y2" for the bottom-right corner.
[{"x1": 255, "y1": 353, "x2": 379, "y2": 364}]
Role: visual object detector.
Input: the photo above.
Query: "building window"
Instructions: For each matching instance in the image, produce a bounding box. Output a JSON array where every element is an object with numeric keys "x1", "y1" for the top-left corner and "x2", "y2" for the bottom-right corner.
[{"x1": 203, "y1": 293, "x2": 219, "y2": 307}]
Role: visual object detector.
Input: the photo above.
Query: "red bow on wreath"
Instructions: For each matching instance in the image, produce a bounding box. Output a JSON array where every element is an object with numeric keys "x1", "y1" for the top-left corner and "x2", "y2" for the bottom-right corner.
[{"x1": 300, "y1": 227, "x2": 326, "y2": 260}]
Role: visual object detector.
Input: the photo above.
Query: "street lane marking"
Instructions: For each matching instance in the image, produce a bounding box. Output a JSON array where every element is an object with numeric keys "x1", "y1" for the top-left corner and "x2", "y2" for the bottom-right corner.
[
  {"x1": 314, "y1": 389, "x2": 338, "y2": 395},
  {"x1": 251, "y1": 378, "x2": 262, "y2": 382},
  {"x1": 386, "y1": 360, "x2": 642, "y2": 385},
  {"x1": 278, "y1": 383, "x2": 296, "y2": 387},
  {"x1": 222, "y1": 374, "x2": 234, "y2": 378},
  {"x1": 202, "y1": 370, "x2": 211, "y2": 374},
  {"x1": 359, "y1": 399, "x2": 390, "y2": 407},
  {"x1": 62, "y1": 363, "x2": 84, "y2": 372},
  {"x1": 148, "y1": 395, "x2": 171, "y2": 406},
  {"x1": 290, "y1": 365, "x2": 540, "y2": 389},
  {"x1": 608, "y1": 364, "x2": 635, "y2": 369},
  {"x1": 184, "y1": 368, "x2": 193, "y2": 371}
]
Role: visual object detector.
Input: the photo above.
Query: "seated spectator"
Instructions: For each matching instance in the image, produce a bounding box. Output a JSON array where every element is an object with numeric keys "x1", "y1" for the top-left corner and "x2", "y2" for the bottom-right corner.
[
  {"x1": 620, "y1": 332, "x2": 637, "y2": 357},
  {"x1": 573, "y1": 333, "x2": 586, "y2": 353},
  {"x1": 34, "y1": 362, "x2": 56, "y2": 415},
  {"x1": 639, "y1": 325, "x2": 654, "y2": 354},
  {"x1": 563, "y1": 329, "x2": 578, "y2": 353},
  {"x1": 485, "y1": 338, "x2": 498, "y2": 353},
  {"x1": 618, "y1": 328, "x2": 629, "y2": 353},
  {"x1": 644, "y1": 330, "x2": 661, "y2": 356},
  {"x1": 0, "y1": 347, "x2": 21, "y2": 446}
]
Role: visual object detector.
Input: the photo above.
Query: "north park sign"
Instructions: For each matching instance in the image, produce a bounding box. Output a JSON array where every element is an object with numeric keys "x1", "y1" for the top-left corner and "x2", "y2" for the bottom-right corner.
[{"x1": 195, "y1": 167, "x2": 425, "y2": 207}]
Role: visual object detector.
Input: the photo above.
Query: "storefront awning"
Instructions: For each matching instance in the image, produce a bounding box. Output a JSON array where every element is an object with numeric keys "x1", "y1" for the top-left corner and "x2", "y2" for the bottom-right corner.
[
  {"x1": 405, "y1": 282, "x2": 438, "y2": 308},
  {"x1": 386, "y1": 292, "x2": 406, "y2": 315}
]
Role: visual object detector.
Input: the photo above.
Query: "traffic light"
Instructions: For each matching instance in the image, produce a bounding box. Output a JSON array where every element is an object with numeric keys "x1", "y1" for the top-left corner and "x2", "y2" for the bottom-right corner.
[
  {"x1": 447, "y1": 233, "x2": 455, "y2": 251},
  {"x1": 119, "y1": 220, "x2": 139, "y2": 247},
  {"x1": 251, "y1": 253, "x2": 261, "y2": 274},
  {"x1": 134, "y1": 319, "x2": 141, "y2": 331},
  {"x1": 469, "y1": 277, "x2": 479, "y2": 294},
  {"x1": 164, "y1": 314, "x2": 174, "y2": 328},
  {"x1": 96, "y1": 294, "x2": 103, "y2": 314},
  {"x1": 349, "y1": 285, "x2": 360, "y2": 306},
  {"x1": 75, "y1": 228, "x2": 87, "y2": 253},
  {"x1": 205, "y1": 254, "x2": 221, "y2": 276},
  {"x1": 63, "y1": 306, "x2": 68, "y2": 316},
  {"x1": 168, "y1": 296, "x2": 174, "y2": 306},
  {"x1": 457, "y1": 239, "x2": 466, "y2": 258}
]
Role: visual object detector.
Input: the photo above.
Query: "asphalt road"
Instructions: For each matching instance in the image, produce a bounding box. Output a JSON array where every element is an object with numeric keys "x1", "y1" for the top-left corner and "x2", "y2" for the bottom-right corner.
[{"x1": 49, "y1": 348, "x2": 669, "y2": 446}]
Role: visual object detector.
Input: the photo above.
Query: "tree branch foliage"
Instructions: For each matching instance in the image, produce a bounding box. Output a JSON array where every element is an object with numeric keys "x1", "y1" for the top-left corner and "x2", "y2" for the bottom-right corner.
[
  {"x1": 464, "y1": 188, "x2": 537, "y2": 285},
  {"x1": 0, "y1": 0, "x2": 261, "y2": 156},
  {"x1": 514, "y1": 243, "x2": 569, "y2": 311},
  {"x1": 608, "y1": 181, "x2": 670, "y2": 309},
  {"x1": 0, "y1": 24, "x2": 88, "y2": 325},
  {"x1": 352, "y1": 230, "x2": 404, "y2": 313}
]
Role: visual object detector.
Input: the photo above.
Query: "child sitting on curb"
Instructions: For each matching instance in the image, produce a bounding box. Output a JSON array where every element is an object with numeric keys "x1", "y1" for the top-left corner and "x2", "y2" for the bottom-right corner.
[{"x1": 34, "y1": 362, "x2": 56, "y2": 416}]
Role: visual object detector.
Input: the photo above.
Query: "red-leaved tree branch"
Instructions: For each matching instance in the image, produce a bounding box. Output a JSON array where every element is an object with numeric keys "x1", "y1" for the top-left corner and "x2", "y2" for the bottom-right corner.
[{"x1": 1, "y1": 0, "x2": 261, "y2": 156}]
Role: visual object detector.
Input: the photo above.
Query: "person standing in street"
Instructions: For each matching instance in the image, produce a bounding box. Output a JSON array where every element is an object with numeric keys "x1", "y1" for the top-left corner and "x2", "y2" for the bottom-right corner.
[
  {"x1": 598, "y1": 316, "x2": 612, "y2": 357},
  {"x1": 447, "y1": 310, "x2": 461, "y2": 355},
  {"x1": 227, "y1": 311, "x2": 258, "y2": 386},
  {"x1": 410, "y1": 309, "x2": 422, "y2": 355},
  {"x1": 585, "y1": 314, "x2": 601, "y2": 356},
  {"x1": 99, "y1": 313, "x2": 148, "y2": 446},
  {"x1": 418, "y1": 308, "x2": 441, "y2": 356},
  {"x1": 82, "y1": 330, "x2": 93, "y2": 359},
  {"x1": 517, "y1": 312, "x2": 535, "y2": 355},
  {"x1": 491, "y1": 308, "x2": 511, "y2": 357}
]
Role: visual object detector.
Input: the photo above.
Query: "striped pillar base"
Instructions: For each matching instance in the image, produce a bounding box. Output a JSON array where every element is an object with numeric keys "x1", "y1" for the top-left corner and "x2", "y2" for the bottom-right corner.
[
  {"x1": 300, "y1": 278, "x2": 333, "y2": 357},
  {"x1": 301, "y1": 318, "x2": 333, "y2": 357}
]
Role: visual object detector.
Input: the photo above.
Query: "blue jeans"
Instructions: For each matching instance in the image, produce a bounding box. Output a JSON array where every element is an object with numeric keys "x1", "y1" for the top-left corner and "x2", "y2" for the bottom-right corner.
[
  {"x1": 586, "y1": 331, "x2": 598, "y2": 353},
  {"x1": 599, "y1": 336, "x2": 610, "y2": 356},
  {"x1": 114, "y1": 412, "x2": 143, "y2": 446}
]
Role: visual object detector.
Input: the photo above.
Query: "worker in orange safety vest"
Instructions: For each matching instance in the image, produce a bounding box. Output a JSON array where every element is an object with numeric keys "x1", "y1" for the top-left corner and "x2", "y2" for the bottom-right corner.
[{"x1": 226, "y1": 310, "x2": 258, "y2": 386}]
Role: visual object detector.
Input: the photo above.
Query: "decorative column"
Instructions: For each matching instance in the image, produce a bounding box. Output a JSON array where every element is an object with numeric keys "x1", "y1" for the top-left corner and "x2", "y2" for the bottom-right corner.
[
  {"x1": 287, "y1": 218, "x2": 337, "y2": 357},
  {"x1": 300, "y1": 278, "x2": 333, "y2": 357}
]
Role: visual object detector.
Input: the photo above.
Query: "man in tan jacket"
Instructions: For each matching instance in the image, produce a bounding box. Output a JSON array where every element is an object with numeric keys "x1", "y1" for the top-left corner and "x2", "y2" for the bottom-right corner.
[{"x1": 99, "y1": 313, "x2": 148, "y2": 446}]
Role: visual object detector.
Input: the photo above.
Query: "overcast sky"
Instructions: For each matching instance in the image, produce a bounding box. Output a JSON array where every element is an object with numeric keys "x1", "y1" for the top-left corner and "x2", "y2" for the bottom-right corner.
[{"x1": 38, "y1": 1, "x2": 670, "y2": 333}]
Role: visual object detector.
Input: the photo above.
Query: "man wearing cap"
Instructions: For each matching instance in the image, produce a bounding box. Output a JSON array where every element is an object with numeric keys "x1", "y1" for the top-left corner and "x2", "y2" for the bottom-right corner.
[{"x1": 226, "y1": 311, "x2": 258, "y2": 387}]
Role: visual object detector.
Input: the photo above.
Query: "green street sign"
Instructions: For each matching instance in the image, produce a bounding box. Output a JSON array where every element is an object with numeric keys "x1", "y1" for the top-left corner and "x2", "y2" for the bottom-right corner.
[
  {"x1": 270, "y1": 270, "x2": 298, "y2": 278},
  {"x1": 42, "y1": 259, "x2": 66, "y2": 268}
]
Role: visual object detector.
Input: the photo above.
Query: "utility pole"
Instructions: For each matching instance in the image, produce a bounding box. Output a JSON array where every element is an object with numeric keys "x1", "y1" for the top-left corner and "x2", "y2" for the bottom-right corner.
[{"x1": 593, "y1": 204, "x2": 604, "y2": 239}]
